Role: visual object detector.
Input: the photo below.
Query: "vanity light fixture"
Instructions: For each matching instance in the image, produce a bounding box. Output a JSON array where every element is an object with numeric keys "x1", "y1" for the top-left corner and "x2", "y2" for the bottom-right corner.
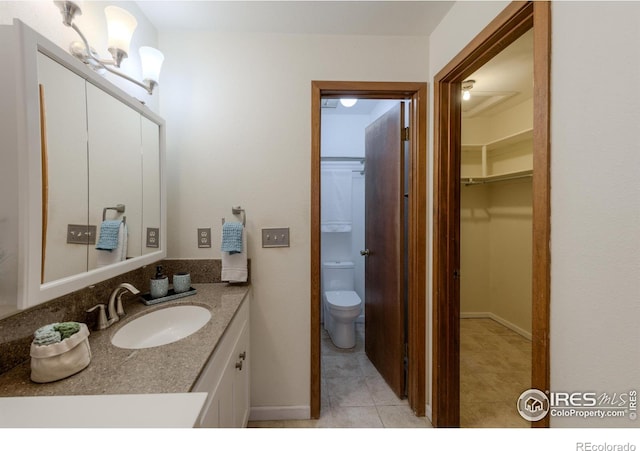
[
  {"x1": 340, "y1": 98, "x2": 358, "y2": 108},
  {"x1": 462, "y1": 79, "x2": 475, "y2": 101},
  {"x1": 54, "y1": 1, "x2": 164, "y2": 95}
]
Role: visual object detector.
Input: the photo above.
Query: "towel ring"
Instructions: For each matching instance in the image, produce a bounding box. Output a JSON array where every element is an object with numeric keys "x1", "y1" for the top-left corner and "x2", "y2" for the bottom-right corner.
[
  {"x1": 222, "y1": 206, "x2": 246, "y2": 226},
  {"x1": 103, "y1": 204, "x2": 126, "y2": 224}
]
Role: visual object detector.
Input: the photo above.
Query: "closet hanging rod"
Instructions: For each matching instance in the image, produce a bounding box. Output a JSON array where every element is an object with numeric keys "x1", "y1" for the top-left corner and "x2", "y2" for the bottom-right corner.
[
  {"x1": 462, "y1": 173, "x2": 532, "y2": 186},
  {"x1": 321, "y1": 157, "x2": 365, "y2": 162}
]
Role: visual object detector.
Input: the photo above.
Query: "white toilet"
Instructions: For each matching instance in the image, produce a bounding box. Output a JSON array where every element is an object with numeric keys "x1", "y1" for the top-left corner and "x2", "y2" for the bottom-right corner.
[{"x1": 322, "y1": 261, "x2": 363, "y2": 349}]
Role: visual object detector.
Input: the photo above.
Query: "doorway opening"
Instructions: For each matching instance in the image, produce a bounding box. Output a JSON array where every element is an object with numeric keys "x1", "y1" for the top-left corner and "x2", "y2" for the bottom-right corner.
[
  {"x1": 320, "y1": 99, "x2": 408, "y2": 413},
  {"x1": 311, "y1": 81, "x2": 427, "y2": 419},
  {"x1": 432, "y1": 2, "x2": 550, "y2": 427},
  {"x1": 459, "y1": 28, "x2": 534, "y2": 427}
]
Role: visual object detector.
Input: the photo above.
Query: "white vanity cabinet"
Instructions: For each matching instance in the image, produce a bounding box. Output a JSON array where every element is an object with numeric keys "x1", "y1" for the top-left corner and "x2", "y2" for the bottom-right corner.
[{"x1": 193, "y1": 295, "x2": 251, "y2": 428}]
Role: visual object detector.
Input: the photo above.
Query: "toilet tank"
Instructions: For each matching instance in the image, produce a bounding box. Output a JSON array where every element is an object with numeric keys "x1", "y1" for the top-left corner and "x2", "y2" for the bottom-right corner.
[{"x1": 322, "y1": 261, "x2": 355, "y2": 291}]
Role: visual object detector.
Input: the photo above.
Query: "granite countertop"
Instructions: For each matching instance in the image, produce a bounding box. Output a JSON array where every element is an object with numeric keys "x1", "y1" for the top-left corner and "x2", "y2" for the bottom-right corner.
[{"x1": 0, "y1": 283, "x2": 250, "y2": 397}]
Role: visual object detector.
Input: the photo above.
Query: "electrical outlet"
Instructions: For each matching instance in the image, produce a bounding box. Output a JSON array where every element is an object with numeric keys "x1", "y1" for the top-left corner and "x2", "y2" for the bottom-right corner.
[
  {"x1": 146, "y1": 227, "x2": 159, "y2": 248},
  {"x1": 198, "y1": 228, "x2": 211, "y2": 248},
  {"x1": 262, "y1": 228, "x2": 290, "y2": 248}
]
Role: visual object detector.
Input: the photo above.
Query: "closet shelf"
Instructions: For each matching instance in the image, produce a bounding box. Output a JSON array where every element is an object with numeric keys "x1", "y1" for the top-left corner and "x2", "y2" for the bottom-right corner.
[
  {"x1": 462, "y1": 169, "x2": 532, "y2": 185},
  {"x1": 461, "y1": 128, "x2": 533, "y2": 151},
  {"x1": 461, "y1": 127, "x2": 533, "y2": 181}
]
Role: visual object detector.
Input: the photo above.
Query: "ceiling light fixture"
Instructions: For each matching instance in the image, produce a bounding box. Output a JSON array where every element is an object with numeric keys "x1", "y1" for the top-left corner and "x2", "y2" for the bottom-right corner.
[
  {"x1": 340, "y1": 98, "x2": 358, "y2": 108},
  {"x1": 54, "y1": 1, "x2": 164, "y2": 95},
  {"x1": 462, "y1": 80, "x2": 475, "y2": 101}
]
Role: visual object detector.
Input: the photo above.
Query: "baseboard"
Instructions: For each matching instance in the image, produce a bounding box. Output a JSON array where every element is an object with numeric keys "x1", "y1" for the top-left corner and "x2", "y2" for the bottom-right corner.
[
  {"x1": 460, "y1": 311, "x2": 532, "y2": 341},
  {"x1": 249, "y1": 406, "x2": 311, "y2": 422}
]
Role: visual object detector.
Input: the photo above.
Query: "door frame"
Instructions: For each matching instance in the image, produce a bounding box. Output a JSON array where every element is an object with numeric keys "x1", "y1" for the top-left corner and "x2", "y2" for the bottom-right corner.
[
  {"x1": 432, "y1": 1, "x2": 551, "y2": 427},
  {"x1": 311, "y1": 81, "x2": 428, "y2": 418}
]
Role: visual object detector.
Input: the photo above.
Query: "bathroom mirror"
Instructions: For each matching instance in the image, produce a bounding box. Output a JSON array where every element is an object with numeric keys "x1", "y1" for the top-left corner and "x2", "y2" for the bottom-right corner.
[
  {"x1": 39, "y1": 53, "x2": 164, "y2": 286},
  {"x1": 0, "y1": 21, "x2": 166, "y2": 316}
]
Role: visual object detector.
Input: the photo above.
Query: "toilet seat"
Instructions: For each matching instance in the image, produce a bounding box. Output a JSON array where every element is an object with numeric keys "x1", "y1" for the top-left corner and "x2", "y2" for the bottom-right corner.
[{"x1": 325, "y1": 291, "x2": 361, "y2": 310}]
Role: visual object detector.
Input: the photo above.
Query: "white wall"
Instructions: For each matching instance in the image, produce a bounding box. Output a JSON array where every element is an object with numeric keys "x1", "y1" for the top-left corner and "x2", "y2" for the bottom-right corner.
[
  {"x1": 158, "y1": 30, "x2": 429, "y2": 414},
  {"x1": 550, "y1": 1, "x2": 640, "y2": 427},
  {"x1": 320, "y1": 114, "x2": 370, "y2": 157},
  {"x1": 0, "y1": 1, "x2": 160, "y2": 112},
  {"x1": 431, "y1": 0, "x2": 640, "y2": 427},
  {"x1": 461, "y1": 98, "x2": 533, "y2": 337}
]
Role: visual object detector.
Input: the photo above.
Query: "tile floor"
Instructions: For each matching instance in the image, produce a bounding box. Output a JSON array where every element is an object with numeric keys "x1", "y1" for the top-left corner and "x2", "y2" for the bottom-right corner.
[
  {"x1": 460, "y1": 318, "x2": 532, "y2": 427},
  {"x1": 248, "y1": 323, "x2": 432, "y2": 428},
  {"x1": 248, "y1": 318, "x2": 530, "y2": 428}
]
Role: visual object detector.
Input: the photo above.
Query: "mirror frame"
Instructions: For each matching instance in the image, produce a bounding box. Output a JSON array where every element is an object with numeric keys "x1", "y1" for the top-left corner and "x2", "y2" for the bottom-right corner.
[{"x1": 15, "y1": 20, "x2": 166, "y2": 310}]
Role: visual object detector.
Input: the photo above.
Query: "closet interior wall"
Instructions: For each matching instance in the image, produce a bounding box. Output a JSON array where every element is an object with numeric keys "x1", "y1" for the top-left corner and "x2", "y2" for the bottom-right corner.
[{"x1": 460, "y1": 98, "x2": 533, "y2": 338}]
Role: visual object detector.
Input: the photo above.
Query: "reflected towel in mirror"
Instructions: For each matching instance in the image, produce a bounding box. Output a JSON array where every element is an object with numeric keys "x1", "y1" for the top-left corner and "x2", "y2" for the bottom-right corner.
[{"x1": 96, "y1": 222, "x2": 128, "y2": 267}]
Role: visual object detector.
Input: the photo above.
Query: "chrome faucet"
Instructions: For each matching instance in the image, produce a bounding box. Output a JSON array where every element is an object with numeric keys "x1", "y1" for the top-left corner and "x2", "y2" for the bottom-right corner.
[{"x1": 87, "y1": 283, "x2": 140, "y2": 330}]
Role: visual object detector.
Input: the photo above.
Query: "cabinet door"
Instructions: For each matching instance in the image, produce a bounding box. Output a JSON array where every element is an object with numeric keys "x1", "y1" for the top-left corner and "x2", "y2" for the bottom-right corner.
[
  {"x1": 37, "y1": 53, "x2": 88, "y2": 282},
  {"x1": 141, "y1": 116, "x2": 161, "y2": 254},
  {"x1": 233, "y1": 321, "x2": 250, "y2": 427},
  {"x1": 216, "y1": 360, "x2": 234, "y2": 428},
  {"x1": 197, "y1": 392, "x2": 220, "y2": 427},
  {"x1": 86, "y1": 83, "x2": 142, "y2": 269}
]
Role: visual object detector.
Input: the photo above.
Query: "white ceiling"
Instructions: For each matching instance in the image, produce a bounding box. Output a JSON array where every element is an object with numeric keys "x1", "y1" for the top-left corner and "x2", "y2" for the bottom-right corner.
[
  {"x1": 462, "y1": 29, "x2": 534, "y2": 118},
  {"x1": 135, "y1": 1, "x2": 531, "y2": 119},
  {"x1": 135, "y1": 1, "x2": 453, "y2": 36}
]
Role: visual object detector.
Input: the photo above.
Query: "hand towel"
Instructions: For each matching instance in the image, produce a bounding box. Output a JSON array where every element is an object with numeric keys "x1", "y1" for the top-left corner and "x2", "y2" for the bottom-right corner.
[
  {"x1": 53, "y1": 322, "x2": 81, "y2": 340},
  {"x1": 221, "y1": 225, "x2": 247, "y2": 283},
  {"x1": 96, "y1": 222, "x2": 128, "y2": 267},
  {"x1": 33, "y1": 324, "x2": 61, "y2": 346},
  {"x1": 321, "y1": 169, "x2": 352, "y2": 232},
  {"x1": 96, "y1": 220, "x2": 122, "y2": 250},
  {"x1": 221, "y1": 221, "x2": 244, "y2": 254}
]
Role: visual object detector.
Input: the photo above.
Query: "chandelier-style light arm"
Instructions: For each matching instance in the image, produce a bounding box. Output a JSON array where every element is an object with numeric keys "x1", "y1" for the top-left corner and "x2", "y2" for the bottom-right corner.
[
  {"x1": 67, "y1": 22, "x2": 154, "y2": 94},
  {"x1": 101, "y1": 63, "x2": 156, "y2": 95},
  {"x1": 69, "y1": 22, "x2": 113, "y2": 66}
]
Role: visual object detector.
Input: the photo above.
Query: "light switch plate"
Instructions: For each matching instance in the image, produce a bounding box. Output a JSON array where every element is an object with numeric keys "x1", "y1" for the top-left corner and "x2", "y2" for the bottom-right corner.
[
  {"x1": 262, "y1": 228, "x2": 290, "y2": 248},
  {"x1": 146, "y1": 227, "x2": 159, "y2": 248},
  {"x1": 198, "y1": 228, "x2": 211, "y2": 248},
  {"x1": 67, "y1": 224, "x2": 96, "y2": 245}
]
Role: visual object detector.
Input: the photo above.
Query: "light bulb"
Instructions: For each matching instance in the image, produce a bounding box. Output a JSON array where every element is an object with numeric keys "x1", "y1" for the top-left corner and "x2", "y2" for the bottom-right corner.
[
  {"x1": 462, "y1": 90, "x2": 471, "y2": 101},
  {"x1": 139, "y1": 46, "x2": 164, "y2": 84},
  {"x1": 105, "y1": 6, "x2": 137, "y2": 58},
  {"x1": 340, "y1": 98, "x2": 358, "y2": 108}
]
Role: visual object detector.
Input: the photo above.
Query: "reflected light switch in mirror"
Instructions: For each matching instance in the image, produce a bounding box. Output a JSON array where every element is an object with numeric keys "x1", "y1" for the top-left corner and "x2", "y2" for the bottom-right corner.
[{"x1": 67, "y1": 224, "x2": 97, "y2": 245}]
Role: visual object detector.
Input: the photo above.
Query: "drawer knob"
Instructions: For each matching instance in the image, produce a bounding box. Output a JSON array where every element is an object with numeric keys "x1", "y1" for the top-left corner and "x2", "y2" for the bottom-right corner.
[
  {"x1": 239, "y1": 351, "x2": 246, "y2": 360},
  {"x1": 235, "y1": 361, "x2": 243, "y2": 371}
]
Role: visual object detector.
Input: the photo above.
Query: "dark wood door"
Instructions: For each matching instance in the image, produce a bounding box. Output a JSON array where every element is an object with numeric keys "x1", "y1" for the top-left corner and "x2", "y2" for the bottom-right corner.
[{"x1": 364, "y1": 102, "x2": 405, "y2": 398}]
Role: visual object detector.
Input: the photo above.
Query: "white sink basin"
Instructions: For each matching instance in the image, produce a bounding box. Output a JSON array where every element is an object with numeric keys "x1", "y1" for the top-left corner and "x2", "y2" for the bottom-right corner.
[{"x1": 111, "y1": 305, "x2": 211, "y2": 349}]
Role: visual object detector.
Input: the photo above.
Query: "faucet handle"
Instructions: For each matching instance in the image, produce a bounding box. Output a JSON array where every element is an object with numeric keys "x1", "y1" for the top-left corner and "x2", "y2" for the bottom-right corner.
[
  {"x1": 87, "y1": 304, "x2": 108, "y2": 330},
  {"x1": 116, "y1": 292, "x2": 126, "y2": 316}
]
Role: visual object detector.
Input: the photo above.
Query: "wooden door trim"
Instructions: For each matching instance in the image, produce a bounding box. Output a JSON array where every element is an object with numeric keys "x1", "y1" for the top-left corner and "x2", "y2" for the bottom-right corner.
[
  {"x1": 432, "y1": 1, "x2": 551, "y2": 427},
  {"x1": 311, "y1": 81, "x2": 428, "y2": 418}
]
